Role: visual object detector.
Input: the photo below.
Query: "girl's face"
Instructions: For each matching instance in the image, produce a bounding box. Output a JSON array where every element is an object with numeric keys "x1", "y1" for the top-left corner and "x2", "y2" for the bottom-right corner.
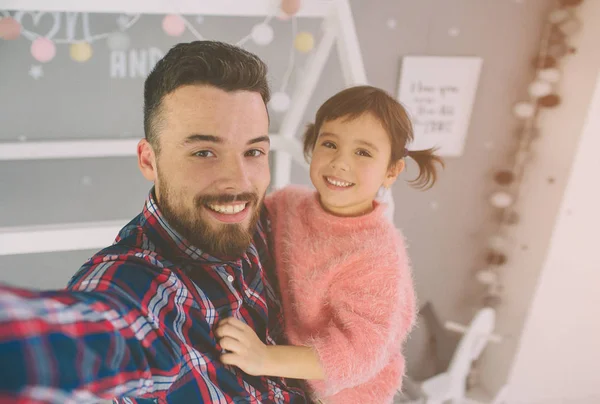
[{"x1": 309, "y1": 113, "x2": 403, "y2": 217}]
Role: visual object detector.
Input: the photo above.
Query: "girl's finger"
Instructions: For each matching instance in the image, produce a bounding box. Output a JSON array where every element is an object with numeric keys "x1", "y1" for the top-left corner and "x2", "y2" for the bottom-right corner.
[
  {"x1": 221, "y1": 353, "x2": 243, "y2": 368},
  {"x1": 219, "y1": 336, "x2": 245, "y2": 354},
  {"x1": 215, "y1": 324, "x2": 247, "y2": 343},
  {"x1": 220, "y1": 317, "x2": 248, "y2": 332}
]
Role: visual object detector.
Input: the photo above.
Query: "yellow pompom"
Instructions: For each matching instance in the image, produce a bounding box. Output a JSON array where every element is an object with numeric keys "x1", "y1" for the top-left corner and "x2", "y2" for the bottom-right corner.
[
  {"x1": 294, "y1": 32, "x2": 314, "y2": 53},
  {"x1": 70, "y1": 42, "x2": 93, "y2": 62}
]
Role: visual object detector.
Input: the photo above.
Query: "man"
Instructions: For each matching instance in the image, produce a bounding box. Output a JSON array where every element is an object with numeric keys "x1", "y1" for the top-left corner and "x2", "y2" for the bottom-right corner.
[{"x1": 0, "y1": 41, "x2": 308, "y2": 403}]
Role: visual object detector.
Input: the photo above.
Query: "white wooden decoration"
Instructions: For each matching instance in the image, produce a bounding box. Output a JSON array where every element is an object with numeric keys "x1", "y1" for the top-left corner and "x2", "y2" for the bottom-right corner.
[{"x1": 397, "y1": 56, "x2": 483, "y2": 157}]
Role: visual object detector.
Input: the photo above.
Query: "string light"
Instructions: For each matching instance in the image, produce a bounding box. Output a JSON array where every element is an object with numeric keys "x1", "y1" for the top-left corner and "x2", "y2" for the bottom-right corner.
[{"x1": 479, "y1": 0, "x2": 584, "y2": 308}]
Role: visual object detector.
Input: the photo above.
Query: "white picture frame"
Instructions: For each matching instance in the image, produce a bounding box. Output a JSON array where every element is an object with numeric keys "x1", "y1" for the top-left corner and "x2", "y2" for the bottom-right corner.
[{"x1": 397, "y1": 56, "x2": 483, "y2": 157}]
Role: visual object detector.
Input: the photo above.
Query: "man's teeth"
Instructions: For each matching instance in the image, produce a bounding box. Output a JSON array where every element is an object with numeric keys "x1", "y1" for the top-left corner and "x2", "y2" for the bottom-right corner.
[
  {"x1": 207, "y1": 203, "x2": 247, "y2": 214},
  {"x1": 326, "y1": 177, "x2": 353, "y2": 187}
]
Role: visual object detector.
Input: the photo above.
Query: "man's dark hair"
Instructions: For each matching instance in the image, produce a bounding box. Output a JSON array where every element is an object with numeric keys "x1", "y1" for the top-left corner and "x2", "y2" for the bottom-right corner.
[{"x1": 143, "y1": 40, "x2": 271, "y2": 152}]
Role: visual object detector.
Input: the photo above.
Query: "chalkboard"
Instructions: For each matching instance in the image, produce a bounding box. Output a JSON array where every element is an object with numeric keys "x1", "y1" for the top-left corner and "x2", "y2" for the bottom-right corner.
[{"x1": 0, "y1": 11, "x2": 322, "y2": 142}]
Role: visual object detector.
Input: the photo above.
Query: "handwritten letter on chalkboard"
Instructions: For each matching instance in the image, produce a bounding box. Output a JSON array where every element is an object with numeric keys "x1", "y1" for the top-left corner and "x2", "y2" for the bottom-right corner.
[{"x1": 397, "y1": 56, "x2": 483, "y2": 157}]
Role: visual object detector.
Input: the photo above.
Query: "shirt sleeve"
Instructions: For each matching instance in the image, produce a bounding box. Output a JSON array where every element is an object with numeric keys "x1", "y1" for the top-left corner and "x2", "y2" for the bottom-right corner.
[
  {"x1": 0, "y1": 257, "x2": 188, "y2": 403},
  {"x1": 306, "y1": 247, "x2": 416, "y2": 397}
]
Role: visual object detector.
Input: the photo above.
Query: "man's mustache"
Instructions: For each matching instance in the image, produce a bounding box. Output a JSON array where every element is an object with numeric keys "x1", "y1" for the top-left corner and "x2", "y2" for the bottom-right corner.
[{"x1": 195, "y1": 192, "x2": 259, "y2": 206}]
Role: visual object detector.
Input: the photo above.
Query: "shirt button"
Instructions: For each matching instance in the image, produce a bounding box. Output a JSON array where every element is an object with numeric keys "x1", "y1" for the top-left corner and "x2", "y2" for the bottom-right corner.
[{"x1": 227, "y1": 275, "x2": 234, "y2": 283}]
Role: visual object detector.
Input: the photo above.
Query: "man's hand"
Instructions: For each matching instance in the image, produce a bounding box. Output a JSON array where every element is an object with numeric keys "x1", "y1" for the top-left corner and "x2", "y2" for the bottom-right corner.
[{"x1": 215, "y1": 317, "x2": 271, "y2": 376}]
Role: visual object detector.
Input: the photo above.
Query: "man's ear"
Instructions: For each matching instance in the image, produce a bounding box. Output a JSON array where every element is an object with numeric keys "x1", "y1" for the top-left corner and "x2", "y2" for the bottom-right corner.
[
  {"x1": 138, "y1": 139, "x2": 158, "y2": 182},
  {"x1": 382, "y1": 159, "x2": 405, "y2": 189}
]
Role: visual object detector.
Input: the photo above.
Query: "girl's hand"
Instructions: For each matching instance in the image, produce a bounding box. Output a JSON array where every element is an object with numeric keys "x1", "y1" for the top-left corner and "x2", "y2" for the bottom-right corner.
[{"x1": 215, "y1": 317, "x2": 271, "y2": 376}]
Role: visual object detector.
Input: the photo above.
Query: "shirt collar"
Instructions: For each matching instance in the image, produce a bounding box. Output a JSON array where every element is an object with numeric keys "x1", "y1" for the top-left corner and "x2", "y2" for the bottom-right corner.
[{"x1": 141, "y1": 188, "x2": 227, "y2": 264}]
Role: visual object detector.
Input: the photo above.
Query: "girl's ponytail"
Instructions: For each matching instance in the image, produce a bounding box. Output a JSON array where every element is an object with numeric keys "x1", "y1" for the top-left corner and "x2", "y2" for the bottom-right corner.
[{"x1": 405, "y1": 147, "x2": 444, "y2": 190}]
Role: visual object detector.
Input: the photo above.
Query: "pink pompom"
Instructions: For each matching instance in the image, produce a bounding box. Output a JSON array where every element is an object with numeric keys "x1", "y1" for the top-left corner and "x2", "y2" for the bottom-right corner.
[
  {"x1": 31, "y1": 37, "x2": 56, "y2": 63},
  {"x1": 162, "y1": 14, "x2": 186, "y2": 37},
  {"x1": 0, "y1": 17, "x2": 21, "y2": 40},
  {"x1": 281, "y1": 0, "x2": 301, "y2": 15}
]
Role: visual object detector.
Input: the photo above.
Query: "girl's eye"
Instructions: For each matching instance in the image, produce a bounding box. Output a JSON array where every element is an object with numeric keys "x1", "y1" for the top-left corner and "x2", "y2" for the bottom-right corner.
[
  {"x1": 245, "y1": 149, "x2": 265, "y2": 157},
  {"x1": 322, "y1": 141, "x2": 336, "y2": 149},
  {"x1": 356, "y1": 149, "x2": 372, "y2": 157},
  {"x1": 193, "y1": 150, "x2": 215, "y2": 158}
]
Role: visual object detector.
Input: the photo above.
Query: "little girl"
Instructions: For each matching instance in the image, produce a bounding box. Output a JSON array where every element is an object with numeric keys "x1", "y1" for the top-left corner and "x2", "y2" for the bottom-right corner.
[{"x1": 216, "y1": 85, "x2": 443, "y2": 403}]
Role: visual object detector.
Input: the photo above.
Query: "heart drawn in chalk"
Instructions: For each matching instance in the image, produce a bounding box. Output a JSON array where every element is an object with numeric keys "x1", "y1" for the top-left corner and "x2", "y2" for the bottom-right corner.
[{"x1": 13, "y1": 11, "x2": 61, "y2": 39}]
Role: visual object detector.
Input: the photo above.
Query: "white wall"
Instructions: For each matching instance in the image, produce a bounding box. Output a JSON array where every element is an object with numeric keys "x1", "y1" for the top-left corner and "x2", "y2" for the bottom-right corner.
[
  {"x1": 477, "y1": 0, "x2": 600, "y2": 399},
  {"x1": 503, "y1": 68, "x2": 600, "y2": 404}
]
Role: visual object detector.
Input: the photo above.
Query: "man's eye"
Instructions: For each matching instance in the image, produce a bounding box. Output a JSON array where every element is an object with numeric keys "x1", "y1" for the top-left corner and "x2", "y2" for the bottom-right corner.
[
  {"x1": 246, "y1": 149, "x2": 265, "y2": 157},
  {"x1": 193, "y1": 150, "x2": 215, "y2": 158}
]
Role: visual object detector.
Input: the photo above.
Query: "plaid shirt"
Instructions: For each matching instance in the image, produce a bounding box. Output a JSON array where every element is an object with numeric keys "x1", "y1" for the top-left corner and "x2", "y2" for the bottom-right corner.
[{"x1": 0, "y1": 190, "x2": 308, "y2": 404}]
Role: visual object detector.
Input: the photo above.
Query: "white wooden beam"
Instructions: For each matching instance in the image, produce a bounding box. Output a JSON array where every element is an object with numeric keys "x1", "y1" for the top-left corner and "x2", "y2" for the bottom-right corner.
[
  {"x1": 0, "y1": 135, "x2": 308, "y2": 166},
  {"x1": 334, "y1": 0, "x2": 367, "y2": 86},
  {"x1": 272, "y1": 12, "x2": 337, "y2": 189},
  {"x1": 0, "y1": 0, "x2": 333, "y2": 17},
  {"x1": 0, "y1": 139, "x2": 141, "y2": 160},
  {"x1": 0, "y1": 220, "x2": 125, "y2": 256}
]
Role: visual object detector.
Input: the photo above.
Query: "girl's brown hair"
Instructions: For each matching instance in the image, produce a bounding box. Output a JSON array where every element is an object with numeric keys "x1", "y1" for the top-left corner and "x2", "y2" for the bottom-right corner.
[{"x1": 303, "y1": 85, "x2": 444, "y2": 190}]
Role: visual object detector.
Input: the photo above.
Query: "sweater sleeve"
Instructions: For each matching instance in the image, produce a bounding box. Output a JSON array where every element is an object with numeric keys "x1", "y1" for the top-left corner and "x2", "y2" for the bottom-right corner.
[{"x1": 306, "y1": 243, "x2": 416, "y2": 397}]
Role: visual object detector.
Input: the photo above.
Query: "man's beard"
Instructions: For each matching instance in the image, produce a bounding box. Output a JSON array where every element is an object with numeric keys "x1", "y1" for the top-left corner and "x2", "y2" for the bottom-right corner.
[{"x1": 156, "y1": 173, "x2": 263, "y2": 258}]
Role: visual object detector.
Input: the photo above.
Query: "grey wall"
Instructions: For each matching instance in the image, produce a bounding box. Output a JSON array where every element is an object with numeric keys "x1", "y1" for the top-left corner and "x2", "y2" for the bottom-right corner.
[{"x1": 0, "y1": 0, "x2": 554, "y2": 394}]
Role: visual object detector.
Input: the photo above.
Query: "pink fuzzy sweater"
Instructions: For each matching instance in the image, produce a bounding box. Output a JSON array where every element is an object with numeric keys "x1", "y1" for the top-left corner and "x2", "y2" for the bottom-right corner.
[{"x1": 265, "y1": 186, "x2": 416, "y2": 404}]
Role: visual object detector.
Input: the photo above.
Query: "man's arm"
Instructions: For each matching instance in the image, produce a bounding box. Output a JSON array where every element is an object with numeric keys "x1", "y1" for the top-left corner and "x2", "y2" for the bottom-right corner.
[{"x1": 0, "y1": 259, "x2": 187, "y2": 403}]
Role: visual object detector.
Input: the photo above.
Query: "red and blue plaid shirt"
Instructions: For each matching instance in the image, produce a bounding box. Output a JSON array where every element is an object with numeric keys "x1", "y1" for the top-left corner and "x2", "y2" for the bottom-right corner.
[{"x1": 0, "y1": 190, "x2": 308, "y2": 404}]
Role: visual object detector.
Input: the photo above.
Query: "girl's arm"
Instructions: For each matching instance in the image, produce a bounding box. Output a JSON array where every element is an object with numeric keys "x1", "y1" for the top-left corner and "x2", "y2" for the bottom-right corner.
[
  {"x1": 215, "y1": 317, "x2": 325, "y2": 380},
  {"x1": 305, "y1": 247, "x2": 416, "y2": 397}
]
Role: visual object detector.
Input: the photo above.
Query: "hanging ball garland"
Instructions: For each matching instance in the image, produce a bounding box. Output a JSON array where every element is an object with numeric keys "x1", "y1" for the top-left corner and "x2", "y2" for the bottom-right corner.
[
  {"x1": 490, "y1": 191, "x2": 514, "y2": 209},
  {"x1": 548, "y1": 8, "x2": 571, "y2": 24},
  {"x1": 483, "y1": 293, "x2": 503, "y2": 308},
  {"x1": 162, "y1": 14, "x2": 186, "y2": 37},
  {"x1": 488, "y1": 235, "x2": 509, "y2": 251},
  {"x1": 513, "y1": 101, "x2": 536, "y2": 119},
  {"x1": 494, "y1": 170, "x2": 515, "y2": 185},
  {"x1": 528, "y1": 80, "x2": 553, "y2": 98},
  {"x1": 505, "y1": 210, "x2": 520, "y2": 225},
  {"x1": 106, "y1": 31, "x2": 131, "y2": 51},
  {"x1": 486, "y1": 251, "x2": 507, "y2": 266},
  {"x1": 532, "y1": 55, "x2": 557, "y2": 69},
  {"x1": 70, "y1": 42, "x2": 93, "y2": 62},
  {"x1": 251, "y1": 23, "x2": 274, "y2": 46},
  {"x1": 476, "y1": 269, "x2": 498, "y2": 285},
  {"x1": 538, "y1": 94, "x2": 561, "y2": 108},
  {"x1": 270, "y1": 92, "x2": 291, "y2": 113},
  {"x1": 558, "y1": 17, "x2": 582, "y2": 35},
  {"x1": 548, "y1": 27, "x2": 566, "y2": 46},
  {"x1": 559, "y1": 0, "x2": 584, "y2": 6},
  {"x1": 0, "y1": 17, "x2": 21, "y2": 40},
  {"x1": 295, "y1": 32, "x2": 314, "y2": 53},
  {"x1": 31, "y1": 37, "x2": 56, "y2": 63},
  {"x1": 538, "y1": 68, "x2": 561, "y2": 83}
]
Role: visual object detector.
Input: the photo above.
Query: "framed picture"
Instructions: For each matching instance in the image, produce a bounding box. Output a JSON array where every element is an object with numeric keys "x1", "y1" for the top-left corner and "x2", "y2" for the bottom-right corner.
[{"x1": 397, "y1": 56, "x2": 483, "y2": 157}]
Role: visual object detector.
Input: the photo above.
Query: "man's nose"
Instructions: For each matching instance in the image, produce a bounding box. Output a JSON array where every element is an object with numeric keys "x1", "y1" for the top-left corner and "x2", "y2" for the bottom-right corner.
[{"x1": 218, "y1": 155, "x2": 251, "y2": 192}]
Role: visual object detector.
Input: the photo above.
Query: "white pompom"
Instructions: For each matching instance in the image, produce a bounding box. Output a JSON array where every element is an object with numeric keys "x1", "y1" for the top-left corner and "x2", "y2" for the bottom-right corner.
[
  {"x1": 513, "y1": 102, "x2": 536, "y2": 119},
  {"x1": 251, "y1": 23, "x2": 274, "y2": 46},
  {"x1": 538, "y1": 68, "x2": 561, "y2": 83},
  {"x1": 490, "y1": 191, "x2": 514, "y2": 208},
  {"x1": 476, "y1": 269, "x2": 498, "y2": 285},
  {"x1": 269, "y1": 92, "x2": 291, "y2": 112},
  {"x1": 528, "y1": 80, "x2": 553, "y2": 98}
]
